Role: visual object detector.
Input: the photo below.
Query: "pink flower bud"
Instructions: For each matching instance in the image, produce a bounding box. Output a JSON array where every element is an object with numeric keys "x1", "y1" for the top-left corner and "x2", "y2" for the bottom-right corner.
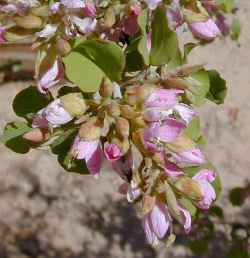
[
  {"x1": 104, "y1": 143, "x2": 123, "y2": 162},
  {"x1": 0, "y1": 27, "x2": 6, "y2": 43},
  {"x1": 193, "y1": 169, "x2": 216, "y2": 209},
  {"x1": 83, "y1": 2, "x2": 96, "y2": 17},
  {"x1": 188, "y1": 18, "x2": 220, "y2": 41}
]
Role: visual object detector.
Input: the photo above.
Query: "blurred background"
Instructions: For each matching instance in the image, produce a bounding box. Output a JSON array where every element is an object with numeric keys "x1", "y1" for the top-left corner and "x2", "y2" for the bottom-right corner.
[{"x1": 0, "y1": 1, "x2": 250, "y2": 258}]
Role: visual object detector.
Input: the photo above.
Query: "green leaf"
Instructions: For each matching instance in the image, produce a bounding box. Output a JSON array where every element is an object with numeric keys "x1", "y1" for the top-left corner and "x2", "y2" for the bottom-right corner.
[
  {"x1": 179, "y1": 198, "x2": 197, "y2": 216},
  {"x1": 187, "y1": 69, "x2": 210, "y2": 106},
  {"x1": 51, "y1": 128, "x2": 78, "y2": 154},
  {"x1": 137, "y1": 9, "x2": 150, "y2": 65},
  {"x1": 207, "y1": 70, "x2": 227, "y2": 104},
  {"x1": 50, "y1": 128, "x2": 89, "y2": 174},
  {"x1": 1, "y1": 122, "x2": 31, "y2": 153},
  {"x1": 184, "y1": 117, "x2": 201, "y2": 141},
  {"x1": 12, "y1": 86, "x2": 50, "y2": 119},
  {"x1": 150, "y1": 6, "x2": 181, "y2": 66},
  {"x1": 217, "y1": 0, "x2": 234, "y2": 12},
  {"x1": 75, "y1": 39, "x2": 125, "y2": 81},
  {"x1": 231, "y1": 18, "x2": 241, "y2": 41},
  {"x1": 183, "y1": 42, "x2": 198, "y2": 64},
  {"x1": 63, "y1": 51, "x2": 104, "y2": 93},
  {"x1": 229, "y1": 187, "x2": 245, "y2": 206},
  {"x1": 58, "y1": 153, "x2": 89, "y2": 174}
]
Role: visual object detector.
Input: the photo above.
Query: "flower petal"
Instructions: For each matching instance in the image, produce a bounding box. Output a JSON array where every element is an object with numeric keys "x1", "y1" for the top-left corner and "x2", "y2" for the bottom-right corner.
[{"x1": 150, "y1": 201, "x2": 170, "y2": 239}]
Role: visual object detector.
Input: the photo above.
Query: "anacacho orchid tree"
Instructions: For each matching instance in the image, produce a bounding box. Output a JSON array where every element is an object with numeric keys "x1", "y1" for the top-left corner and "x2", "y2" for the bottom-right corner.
[{"x1": 0, "y1": 0, "x2": 238, "y2": 247}]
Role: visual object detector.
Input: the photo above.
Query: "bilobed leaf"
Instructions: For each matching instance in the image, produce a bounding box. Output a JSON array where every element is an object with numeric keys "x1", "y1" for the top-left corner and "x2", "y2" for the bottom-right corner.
[
  {"x1": 75, "y1": 39, "x2": 125, "y2": 81},
  {"x1": 184, "y1": 117, "x2": 201, "y2": 141},
  {"x1": 217, "y1": 0, "x2": 234, "y2": 12},
  {"x1": 179, "y1": 198, "x2": 197, "y2": 216},
  {"x1": 1, "y1": 122, "x2": 31, "y2": 153},
  {"x1": 63, "y1": 51, "x2": 104, "y2": 93},
  {"x1": 150, "y1": 6, "x2": 181, "y2": 66},
  {"x1": 183, "y1": 43, "x2": 198, "y2": 64},
  {"x1": 207, "y1": 70, "x2": 227, "y2": 104},
  {"x1": 12, "y1": 86, "x2": 50, "y2": 119},
  {"x1": 137, "y1": 9, "x2": 150, "y2": 65},
  {"x1": 187, "y1": 69, "x2": 210, "y2": 106}
]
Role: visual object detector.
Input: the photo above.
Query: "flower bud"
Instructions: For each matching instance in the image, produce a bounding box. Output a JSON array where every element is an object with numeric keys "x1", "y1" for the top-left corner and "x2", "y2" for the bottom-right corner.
[
  {"x1": 115, "y1": 117, "x2": 130, "y2": 139},
  {"x1": 125, "y1": 85, "x2": 154, "y2": 106},
  {"x1": 174, "y1": 176, "x2": 203, "y2": 201},
  {"x1": 79, "y1": 117, "x2": 101, "y2": 140},
  {"x1": 104, "y1": 6, "x2": 116, "y2": 28},
  {"x1": 99, "y1": 78, "x2": 113, "y2": 98},
  {"x1": 56, "y1": 38, "x2": 71, "y2": 56},
  {"x1": 107, "y1": 102, "x2": 120, "y2": 117},
  {"x1": 23, "y1": 128, "x2": 49, "y2": 143},
  {"x1": 142, "y1": 195, "x2": 156, "y2": 215},
  {"x1": 83, "y1": 2, "x2": 96, "y2": 17},
  {"x1": 31, "y1": 5, "x2": 50, "y2": 17},
  {"x1": 104, "y1": 142, "x2": 123, "y2": 161},
  {"x1": 166, "y1": 134, "x2": 195, "y2": 153},
  {"x1": 60, "y1": 93, "x2": 87, "y2": 118},
  {"x1": 14, "y1": 14, "x2": 43, "y2": 29},
  {"x1": 120, "y1": 105, "x2": 139, "y2": 119}
]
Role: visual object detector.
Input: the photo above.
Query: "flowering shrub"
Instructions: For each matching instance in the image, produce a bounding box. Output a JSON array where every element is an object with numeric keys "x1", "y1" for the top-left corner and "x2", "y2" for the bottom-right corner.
[{"x1": 0, "y1": 0, "x2": 238, "y2": 247}]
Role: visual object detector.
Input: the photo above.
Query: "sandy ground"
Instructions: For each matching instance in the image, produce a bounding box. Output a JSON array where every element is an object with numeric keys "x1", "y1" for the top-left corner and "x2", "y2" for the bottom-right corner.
[{"x1": 0, "y1": 1, "x2": 250, "y2": 257}]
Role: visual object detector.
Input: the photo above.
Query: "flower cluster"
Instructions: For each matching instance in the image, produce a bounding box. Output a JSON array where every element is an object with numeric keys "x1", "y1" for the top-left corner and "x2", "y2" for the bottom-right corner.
[{"x1": 0, "y1": 0, "x2": 234, "y2": 247}]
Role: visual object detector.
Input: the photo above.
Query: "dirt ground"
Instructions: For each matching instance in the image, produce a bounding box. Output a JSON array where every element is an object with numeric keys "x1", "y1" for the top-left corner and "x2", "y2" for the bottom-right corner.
[{"x1": 0, "y1": 1, "x2": 250, "y2": 257}]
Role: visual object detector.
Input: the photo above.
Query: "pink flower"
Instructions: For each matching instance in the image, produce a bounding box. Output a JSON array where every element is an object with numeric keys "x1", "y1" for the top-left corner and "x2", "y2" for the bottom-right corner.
[
  {"x1": 71, "y1": 16, "x2": 97, "y2": 34},
  {"x1": 61, "y1": 0, "x2": 85, "y2": 9},
  {"x1": 0, "y1": 27, "x2": 6, "y2": 43},
  {"x1": 37, "y1": 57, "x2": 64, "y2": 93},
  {"x1": 104, "y1": 143, "x2": 123, "y2": 162},
  {"x1": 70, "y1": 135, "x2": 102, "y2": 178},
  {"x1": 193, "y1": 169, "x2": 216, "y2": 209},
  {"x1": 164, "y1": 159, "x2": 184, "y2": 177},
  {"x1": 32, "y1": 99, "x2": 72, "y2": 128},
  {"x1": 172, "y1": 148, "x2": 205, "y2": 166},
  {"x1": 143, "y1": 119, "x2": 185, "y2": 152},
  {"x1": 188, "y1": 18, "x2": 220, "y2": 41},
  {"x1": 145, "y1": 89, "x2": 183, "y2": 109},
  {"x1": 143, "y1": 104, "x2": 196, "y2": 124},
  {"x1": 173, "y1": 104, "x2": 197, "y2": 124},
  {"x1": 143, "y1": 201, "x2": 171, "y2": 245},
  {"x1": 83, "y1": 2, "x2": 96, "y2": 17}
]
